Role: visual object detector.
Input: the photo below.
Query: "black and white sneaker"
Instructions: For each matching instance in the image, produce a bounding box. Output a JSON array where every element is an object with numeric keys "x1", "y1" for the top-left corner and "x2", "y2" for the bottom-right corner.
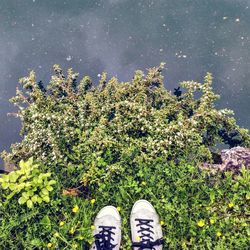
[
  {"x1": 130, "y1": 200, "x2": 164, "y2": 250},
  {"x1": 90, "y1": 206, "x2": 121, "y2": 250}
]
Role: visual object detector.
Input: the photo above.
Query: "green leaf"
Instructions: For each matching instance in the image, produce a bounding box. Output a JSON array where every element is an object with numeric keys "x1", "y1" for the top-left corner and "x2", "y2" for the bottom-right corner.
[
  {"x1": 41, "y1": 214, "x2": 50, "y2": 224},
  {"x1": 18, "y1": 196, "x2": 27, "y2": 205},
  {"x1": 1, "y1": 174, "x2": 10, "y2": 182},
  {"x1": 27, "y1": 157, "x2": 34, "y2": 166},
  {"x1": 17, "y1": 183, "x2": 26, "y2": 191},
  {"x1": 22, "y1": 192, "x2": 29, "y2": 199},
  {"x1": 48, "y1": 180, "x2": 56, "y2": 185},
  {"x1": 19, "y1": 168, "x2": 25, "y2": 175},
  {"x1": 32, "y1": 164, "x2": 39, "y2": 169},
  {"x1": 9, "y1": 183, "x2": 16, "y2": 191},
  {"x1": 44, "y1": 173, "x2": 51, "y2": 178},
  {"x1": 26, "y1": 199, "x2": 33, "y2": 208},
  {"x1": 9, "y1": 172, "x2": 19, "y2": 182},
  {"x1": 2, "y1": 182, "x2": 9, "y2": 189},
  {"x1": 30, "y1": 238, "x2": 42, "y2": 247},
  {"x1": 6, "y1": 192, "x2": 16, "y2": 200},
  {"x1": 24, "y1": 168, "x2": 31, "y2": 175},
  {"x1": 25, "y1": 182, "x2": 32, "y2": 188},
  {"x1": 40, "y1": 215, "x2": 51, "y2": 231},
  {"x1": 37, "y1": 177, "x2": 43, "y2": 184},
  {"x1": 19, "y1": 159, "x2": 25, "y2": 169},
  {"x1": 41, "y1": 188, "x2": 49, "y2": 196},
  {"x1": 209, "y1": 190, "x2": 215, "y2": 204},
  {"x1": 46, "y1": 185, "x2": 53, "y2": 192},
  {"x1": 42, "y1": 195, "x2": 50, "y2": 203},
  {"x1": 32, "y1": 177, "x2": 38, "y2": 184},
  {"x1": 246, "y1": 192, "x2": 250, "y2": 200},
  {"x1": 19, "y1": 175, "x2": 27, "y2": 182},
  {"x1": 27, "y1": 190, "x2": 34, "y2": 197},
  {"x1": 37, "y1": 197, "x2": 43, "y2": 204},
  {"x1": 31, "y1": 195, "x2": 38, "y2": 203},
  {"x1": 75, "y1": 128, "x2": 81, "y2": 135}
]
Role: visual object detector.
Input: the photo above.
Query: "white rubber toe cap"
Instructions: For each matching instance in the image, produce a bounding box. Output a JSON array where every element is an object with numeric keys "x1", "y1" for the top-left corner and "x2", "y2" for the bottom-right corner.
[
  {"x1": 96, "y1": 206, "x2": 121, "y2": 221},
  {"x1": 131, "y1": 199, "x2": 156, "y2": 214}
]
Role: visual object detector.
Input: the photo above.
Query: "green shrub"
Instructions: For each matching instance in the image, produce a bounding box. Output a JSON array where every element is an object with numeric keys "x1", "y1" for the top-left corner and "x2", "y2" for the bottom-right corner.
[
  {"x1": 0, "y1": 157, "x2": 56, "y2": 208},
  {"x1": 0, "y1": 64, "x2": 249, "y2": 249},
  {"x1": 2, "y1": 63, "x2": 249, "y2": 186}
]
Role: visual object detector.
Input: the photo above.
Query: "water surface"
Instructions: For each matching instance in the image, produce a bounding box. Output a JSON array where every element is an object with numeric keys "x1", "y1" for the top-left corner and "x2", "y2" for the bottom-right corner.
[{"x1": 0, "y1": 0, "x2": 249, "y2": 166}]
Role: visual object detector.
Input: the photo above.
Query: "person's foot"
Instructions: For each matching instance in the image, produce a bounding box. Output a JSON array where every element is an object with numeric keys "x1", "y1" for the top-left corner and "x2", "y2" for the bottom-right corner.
[
  {"x1": 90, "y1": 206, "x2": 121, "y2": 250},
  {"x1": 130, "y1": 200, "x2": 164, "y2": 250}
]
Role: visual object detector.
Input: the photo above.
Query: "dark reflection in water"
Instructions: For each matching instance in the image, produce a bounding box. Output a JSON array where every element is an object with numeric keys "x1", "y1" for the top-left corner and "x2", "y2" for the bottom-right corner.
[{"x1": 0, "y1": 0, "x2": 249, "y2": 166}]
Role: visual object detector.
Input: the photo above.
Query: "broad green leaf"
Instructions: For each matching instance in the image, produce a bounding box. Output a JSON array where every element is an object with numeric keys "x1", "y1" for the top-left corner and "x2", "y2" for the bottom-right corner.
[
  {"x1": 37, "y1": 197, "x2": 43, "y2": 204},
  {"x1": 18, "y1": 196, "x2": 27, "y2": 205},
  {"x1": 48, "y1": 180, "x2": 56, "y2": 185},
  {"x1": 42, "y1": 195, "x2": 50, "y2": 203},
  {"x1": 31, "y1": 195, "x2": 38, "y2": 203},
  {"x1": 19, "y1": 175, "x2": 28, "y2": 182},
  {"x1": 38, "y1": 174, "x2": 44, "y2": 180},
  {"x1": 2, "y1": 174, "x2": 9, "y2": 182},
  {"x1": 26, "y1": 199, "x2": 33, "y2": 208},
  {"x1": 19, "y1": 168, "x2": 25, "y2": 175},
  {"x1": 37, "y1": 177, "x2": 43, "y2": 184},
  {"x1": 25, "y1": 182, "x2": 32, "y2": 188},
  {"x1": 46, "y1": 185, "x2": 53, "y2": 191},
  {"x1": 17, "y1": 183, "x2": 26, "y2": 190},
  {"x1": 9, "y1": 183, "x2": 16, "y2": 191},
  {"x1": 44, "y1": 173, "x2": 51, "y2": 178},
  {"x1": 32, "y1": 177, "x2": 38, "y2": 184},
  {"x1": 9, "y1": 172, "x2": 18, "y2": 182},
  {"x1": 41, "y1": 188, "x2": 49, "y2": 196},
  {"x1": 25, "y1": 168, "x2": 31, "y2": 175},
  {"x1": 2, "y1": 182, "x2": 9, "y2": 189},
  {"x1": 27, "y1": 190, "x2": 34, "y2": 197},
  {"x1": 22, "y1": 192, "x2": 29, "y2": 199},
  {"x1": 19, "y1": 159, "x2": 25, "y2": 169}
]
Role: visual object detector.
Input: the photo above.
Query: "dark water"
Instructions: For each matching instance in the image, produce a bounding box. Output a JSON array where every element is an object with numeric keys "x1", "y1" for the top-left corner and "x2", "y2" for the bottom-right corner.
[{"x1": 0, "y1": 0, "x2": 250, "y2": 166}]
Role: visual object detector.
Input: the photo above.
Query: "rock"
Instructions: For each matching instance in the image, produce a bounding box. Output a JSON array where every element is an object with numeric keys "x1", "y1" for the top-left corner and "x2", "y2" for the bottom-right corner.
[
  {"x1": 0, "y1": 169, "x2": 9, "y2": 174},
  {"x1": 3, "y1": 161, "x2": 16, "y2": 173},
  {"x1": 221, "y1": 146, "x2": 250, "y2": 172},
  {"x1": 200, "y1": 146, "x2": 250, "y2": 174}
]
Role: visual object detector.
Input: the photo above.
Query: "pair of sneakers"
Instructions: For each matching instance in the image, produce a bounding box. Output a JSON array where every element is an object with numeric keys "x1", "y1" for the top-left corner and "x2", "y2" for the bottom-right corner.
[{"x1": 90, "y1": 200, "x2": 164, "y2": 250}]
